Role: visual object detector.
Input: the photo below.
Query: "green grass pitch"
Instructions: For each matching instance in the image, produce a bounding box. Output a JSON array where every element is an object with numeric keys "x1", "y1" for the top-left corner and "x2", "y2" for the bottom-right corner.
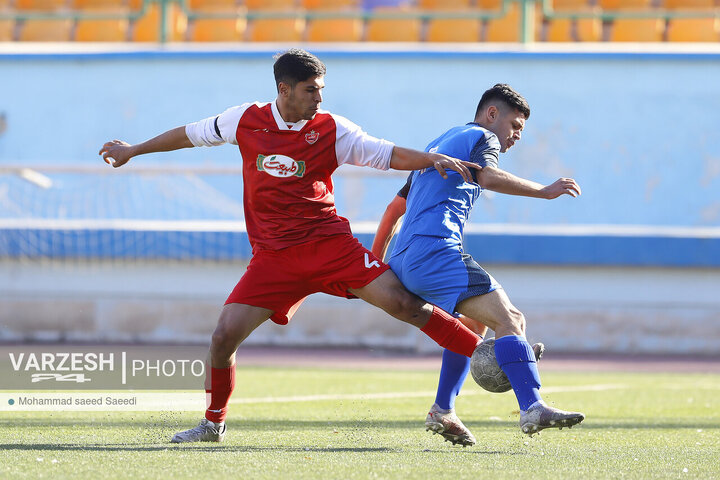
[{"x1": 1, "y1": 367, "x2": 718, "y2": 479}]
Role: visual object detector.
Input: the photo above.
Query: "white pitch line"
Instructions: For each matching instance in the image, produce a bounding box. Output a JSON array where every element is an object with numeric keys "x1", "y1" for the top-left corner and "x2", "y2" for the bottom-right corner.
[
  {"x1": 230, "y1": 384, "x2": 627, "y2": 404},
  {"x1": 540, "y1": 384, "x2": 627, "y2": 394}
]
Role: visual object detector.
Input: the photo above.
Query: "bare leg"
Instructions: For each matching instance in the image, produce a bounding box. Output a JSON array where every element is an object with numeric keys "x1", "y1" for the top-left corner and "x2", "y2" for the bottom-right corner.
[
  {"x1": 171, "y1": 303, "x2": 273, "y2": 443},
  {"x1": 456, "y1": 290, "x2": 544, "y2": 417},
  {"x1": 456, "y1": 289, "x2": 525, "y2": 339},
  {"x1": 460, "y1": 293, "x2": 584, "y2": 436},
  {"x1": 350, "y1": 270, "x2": 480, "y2": 357},
  {"x1": 210, "y1": 303, "x2": 272, "y2": 367},
  {"x1": 205, "y1": 304, "x2": 271, "y2": 423},
  {"x1": 349, "y1": 269, "x2": 432, "y2": 327}
]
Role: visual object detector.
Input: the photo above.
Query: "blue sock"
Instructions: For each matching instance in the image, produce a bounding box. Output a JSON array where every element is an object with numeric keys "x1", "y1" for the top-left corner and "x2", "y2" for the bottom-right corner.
[
  {"x1": 494, "y1": 335, "x2": 542, "y2": 411},
  {"x1": 434, "y1": 348, "x2": 471, "y2": 410}
]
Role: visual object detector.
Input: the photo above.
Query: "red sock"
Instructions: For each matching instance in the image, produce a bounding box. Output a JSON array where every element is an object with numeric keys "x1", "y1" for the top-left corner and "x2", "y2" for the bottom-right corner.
[
  {"x1": 420, "y1": 306, "x2": 481, "y2": 358},
  {"x1": 205, "y1": 365, "x2": 235, "y2": 424}
]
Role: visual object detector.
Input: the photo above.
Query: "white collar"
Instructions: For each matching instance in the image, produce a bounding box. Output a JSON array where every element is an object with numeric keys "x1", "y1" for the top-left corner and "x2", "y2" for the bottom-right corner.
[{"x1": 272, "y1": 99, "x2": 308, "y2": 132}]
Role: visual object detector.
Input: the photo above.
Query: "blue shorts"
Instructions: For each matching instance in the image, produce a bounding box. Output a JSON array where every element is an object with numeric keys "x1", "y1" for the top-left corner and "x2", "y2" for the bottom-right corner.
[{"x1": 388, "y1": 236, "x2": 500, "y2": 314}]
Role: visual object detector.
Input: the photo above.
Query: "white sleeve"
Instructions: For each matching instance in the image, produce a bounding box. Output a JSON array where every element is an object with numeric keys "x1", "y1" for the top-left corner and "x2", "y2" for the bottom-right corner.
[
  {"x1": 184, "y1": 104, "x2": 252, "y2": 147},
  {"x1": 332, "y1": 113, "x2": 395, "y2": 170}
]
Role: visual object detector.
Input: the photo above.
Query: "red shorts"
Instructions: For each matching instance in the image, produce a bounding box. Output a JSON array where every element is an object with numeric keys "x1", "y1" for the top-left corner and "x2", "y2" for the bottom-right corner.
[{"x1": 225, "y1": 234, "x2": 390, "y2": 325}]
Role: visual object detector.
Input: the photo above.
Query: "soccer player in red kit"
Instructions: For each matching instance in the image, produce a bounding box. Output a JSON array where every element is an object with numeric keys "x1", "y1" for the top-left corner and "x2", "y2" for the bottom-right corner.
[{"x1": 99, "y1": 48, "x2": 484, "y2": 443}]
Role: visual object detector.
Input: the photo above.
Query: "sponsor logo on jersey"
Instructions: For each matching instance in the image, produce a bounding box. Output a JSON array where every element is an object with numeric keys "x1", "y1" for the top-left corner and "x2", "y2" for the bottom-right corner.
[
  {"x1": 305, "y1": 130, "x2": 319, "y2": 145},
  {"x1": 256, "y1": 154, "x2": 306, "y2": 178}
]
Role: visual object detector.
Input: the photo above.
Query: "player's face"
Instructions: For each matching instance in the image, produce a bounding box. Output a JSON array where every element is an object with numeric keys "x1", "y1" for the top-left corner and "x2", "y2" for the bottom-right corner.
[
  {"x1": 287, "y1": 76, "x2": 325, "y2": 122},
  {"x1": 493, "y1": 108, "x2": 526, "y2": 153}
]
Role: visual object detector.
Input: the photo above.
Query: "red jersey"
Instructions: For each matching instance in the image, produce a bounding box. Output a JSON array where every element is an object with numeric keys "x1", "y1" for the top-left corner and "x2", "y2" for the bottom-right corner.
[{"x1": 185, "y1": 101, "x2": 394, "y2": 253}]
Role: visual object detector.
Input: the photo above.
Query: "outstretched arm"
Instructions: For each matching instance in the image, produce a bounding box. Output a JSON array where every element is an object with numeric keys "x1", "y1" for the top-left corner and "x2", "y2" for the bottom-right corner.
[
  {"x1": 477, "y1": 166, "x2": 581, "y2": 199},
  {"x1": 99, "y1": 126, "x2": 194, "y2": 168},
  {"x1": 389, "y1": 146, "x2": 482, "y2": 183},
  {"x1": 371, "y1": 195, "x2": 407, "y2": 262}
]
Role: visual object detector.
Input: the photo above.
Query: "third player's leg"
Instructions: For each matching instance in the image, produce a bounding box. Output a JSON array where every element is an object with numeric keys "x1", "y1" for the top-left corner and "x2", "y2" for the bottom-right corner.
[
  {"x1": 455, "y1": 289, "x2": 525, "y2": 339},
  {"x1": 457, "y1": 314, "x2": 489, "y2": 337}
]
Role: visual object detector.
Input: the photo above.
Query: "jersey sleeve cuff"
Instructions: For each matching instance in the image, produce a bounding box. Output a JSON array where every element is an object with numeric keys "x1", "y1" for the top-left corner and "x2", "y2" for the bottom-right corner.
[{"x1": 185, "y1": 117, "x2": 225, "y2": 147}]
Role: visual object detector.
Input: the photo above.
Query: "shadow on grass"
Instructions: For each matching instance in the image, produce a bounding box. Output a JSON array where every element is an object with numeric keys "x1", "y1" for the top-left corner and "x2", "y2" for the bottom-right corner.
[
  {"x1": 0, "y1": 418, "x2": 508, "y2": 430},
  {"x1": 2, "y1": 417, "x2": 717, "y2": 431},
  {"x1": 0, "y1": 443, "x2": 528, "y2": 456},
  {"x1": 0, "y1": 443, "x2": 397, "y2": 453}
]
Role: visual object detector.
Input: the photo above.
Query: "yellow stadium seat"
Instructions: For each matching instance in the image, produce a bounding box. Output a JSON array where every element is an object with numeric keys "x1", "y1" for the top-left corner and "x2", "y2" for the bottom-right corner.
[
  {"x1": 72, "y1": 0, "x2": 127, "y2": 9},
  {"x1": 132, "y1": 3, "x2": 187, "y2": 41},
  {"x1": 302, "y1": 0, "x2": 358, "y2": 9},
  {"x1": 485, "y1": 3, "x2": 541, "y2": 42},
  {"x1": 663, "y1": 0, "x2": 715, "y2": 8},
  {"x1": 19, "y1": 18, "x2": 73, "y2": 40},
  {"x1": 306, "y1": 17, "x2": 362, "y2": 41},
  {"x1": 576, "y1": 16, "x2": 601, "y2": 41},
  {"x1": 249, "y1": 17, "x2": 305, "y2": 41},
  {"x1": 543, "y1": 0, "x2": 599, "y2": 41},
  {"x1": 75, "y1": 17, "x2": 129, "y2": 41},
  {"x1": 667, "y1": 17, "x2": 719, "y2": 41},
  {"x1": 545, "y1": 16, "x2": 601, "y2": 42},
  {"x1": 15, "y1": 0, "x2": 68, "y2": 10},
  {"x1": 418, "y1": 0, "x2": 472, "y2": 9},
  {"x1": 190, "y1": 16, "x2": 247, "y2": 41},
  {"x1": 427, "y1": 17, "x2": 481, "y2": 42},
  {"x1": 599, "y1": 0, "x2": 652, "y2": 9},
  {"x1": 550, "y1": 0, "x2": 590, "y2": 9},
  {"x1": 244, "y1": 0, "x2": 296, "y2": 10},
  {"x1": 366, "y1": 15, "x2": 421, "y2": 41},
  {"x1": 477, "y1": 0, "x2": 501, "y2": 9},
  {"x1": 187, "y1": 0, "x2": 240, "y2": 11},
  {"x1": 610, "y1": 17, "x2": 664, "y2": 41},
  {"x1": 0, "y1": 20, "x2": 14, "y2": 41},
  {"x1": 545, "y1": 17, "x2": 573, "y2": 41},
  {"x1": 485, "y1": 9, "x2": 519, "y2": 42}
]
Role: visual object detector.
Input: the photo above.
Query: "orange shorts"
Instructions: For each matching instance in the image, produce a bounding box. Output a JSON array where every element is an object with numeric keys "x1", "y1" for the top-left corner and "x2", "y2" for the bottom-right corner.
[{"x1": 225, "y1": 234, "x2": 389, "y2": 325}]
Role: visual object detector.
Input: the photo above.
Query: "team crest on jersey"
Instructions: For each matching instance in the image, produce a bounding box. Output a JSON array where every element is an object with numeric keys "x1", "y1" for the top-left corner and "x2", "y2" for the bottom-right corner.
[
  {"x1": 256, "y1": 154, "x2": 306, "y2": 178},
  {"x1": 305, "y1": 130, "x2": 319, "y2": 145}
]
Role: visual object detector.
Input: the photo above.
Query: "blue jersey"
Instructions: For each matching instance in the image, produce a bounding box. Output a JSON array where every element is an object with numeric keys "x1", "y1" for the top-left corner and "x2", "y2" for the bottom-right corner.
[{"x1": 390, "y1": 123, "x2": 500, "y2": 257}]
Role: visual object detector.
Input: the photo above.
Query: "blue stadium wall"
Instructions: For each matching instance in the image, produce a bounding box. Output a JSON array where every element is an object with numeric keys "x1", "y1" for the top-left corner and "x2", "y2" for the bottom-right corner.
[
  {"x1": 2, "y1": 46, "x2": 720, "y2": 353},
  {"x1": 1, "y1": 47, "x2": 719, "y2": 267}
]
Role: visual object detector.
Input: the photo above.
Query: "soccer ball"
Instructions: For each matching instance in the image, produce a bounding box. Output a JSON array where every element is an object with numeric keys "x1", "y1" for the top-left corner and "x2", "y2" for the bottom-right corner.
[{"x1": 470, "y1": 338, "x2": 512, "y2": 393}]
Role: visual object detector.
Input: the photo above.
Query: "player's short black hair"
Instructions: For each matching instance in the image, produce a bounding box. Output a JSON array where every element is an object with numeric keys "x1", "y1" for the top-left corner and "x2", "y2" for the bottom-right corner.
[
  {"x1": 475, "y1": 84, "x2": 530, "y2": 120},
  {"x1": 273, "y1": 48, "x2": 327, "y2": 90}
]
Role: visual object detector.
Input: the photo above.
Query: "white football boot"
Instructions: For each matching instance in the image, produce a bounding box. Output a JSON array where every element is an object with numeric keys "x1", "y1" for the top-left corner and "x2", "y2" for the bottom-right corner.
[
  {"x1": 519, "y1": 401, "x2": 585, "y2": 436},
  {"x1": 425, "y1": 403, "x2": 476, "y2": 446},
  {"x1": 424, "y1": 342, "x2": 545, "y2": 445},
  {"x1": 171, "y1": 418, "x2": 226, "y2": 443}
]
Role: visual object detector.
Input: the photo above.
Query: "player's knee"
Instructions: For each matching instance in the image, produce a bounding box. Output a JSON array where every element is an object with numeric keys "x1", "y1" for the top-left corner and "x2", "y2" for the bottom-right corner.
[
  {"x1": 385, "y1": 289, "x2": 426, "y2": 323},
  {"x1": 499, "y1": 307, "x2": 525, "y2": 334},
  {"x1": 510, "y1": 308, "x2": 526, "y2": 333},
  {"x1": 211, "y1": 316, "x2": 243, "y2": 357},
  {"x1": 210, "y1": 327, "x2": 234, "y2": 357}
]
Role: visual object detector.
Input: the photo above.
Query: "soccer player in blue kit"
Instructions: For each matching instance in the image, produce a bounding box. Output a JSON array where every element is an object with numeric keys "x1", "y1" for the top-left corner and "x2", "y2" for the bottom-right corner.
[{"x1": 372, "y1": 84, "x2": 585, "y2": 445}]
